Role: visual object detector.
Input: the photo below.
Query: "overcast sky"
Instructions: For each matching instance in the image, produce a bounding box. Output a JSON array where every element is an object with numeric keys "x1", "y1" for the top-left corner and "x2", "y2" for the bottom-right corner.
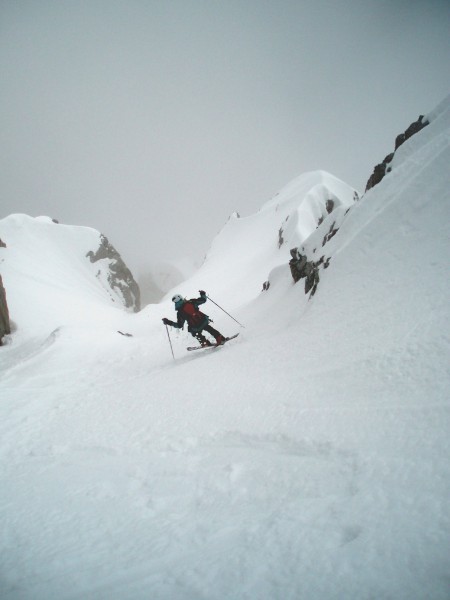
[{"x1": 1, "y1": 0, "x2": 449, "y2": 276}]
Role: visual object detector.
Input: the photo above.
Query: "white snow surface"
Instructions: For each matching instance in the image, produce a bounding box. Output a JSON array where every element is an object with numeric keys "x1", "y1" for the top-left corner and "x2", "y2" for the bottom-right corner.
[{"x1": 1, "y1": 98, "x2": 450, "y2": 599}]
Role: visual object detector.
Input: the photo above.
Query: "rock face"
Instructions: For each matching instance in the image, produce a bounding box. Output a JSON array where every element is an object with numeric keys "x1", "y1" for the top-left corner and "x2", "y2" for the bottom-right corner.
[
  {"x1": 86, "y1": 235, "x2": 141, "y2": 312},
  {"x1": 286, "y1": 196, "x2": 354, "y2": 296},
  {"x1": 289, "y1": 248, "x2": 331, "y2": 297},
  {"x1": 0, "y1": 274, "x2": 11, "y2": 345},
  {"x1": 365, "y1": 115, "x2": 429, "y2": 192},
  {"x1": 288, "y1": 111, "x2": 430, "y2": 298}
]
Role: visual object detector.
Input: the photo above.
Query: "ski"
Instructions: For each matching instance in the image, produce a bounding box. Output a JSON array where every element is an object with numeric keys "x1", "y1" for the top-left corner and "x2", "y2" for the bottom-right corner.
[{"x1": 187, "y1": 333, "x2": 239, "y2": 351}]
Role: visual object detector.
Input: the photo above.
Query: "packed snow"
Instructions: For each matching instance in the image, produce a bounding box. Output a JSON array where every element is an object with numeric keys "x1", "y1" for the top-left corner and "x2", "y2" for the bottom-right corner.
[{"x1": 1, "y1": 97, "x2": 450, "y2": 599}]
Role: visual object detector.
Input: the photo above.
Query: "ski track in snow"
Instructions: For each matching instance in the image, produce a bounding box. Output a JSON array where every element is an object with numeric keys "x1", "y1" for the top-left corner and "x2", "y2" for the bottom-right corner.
[{"x1": 0, "y1": 328, "x2": 61, "y2": 378}]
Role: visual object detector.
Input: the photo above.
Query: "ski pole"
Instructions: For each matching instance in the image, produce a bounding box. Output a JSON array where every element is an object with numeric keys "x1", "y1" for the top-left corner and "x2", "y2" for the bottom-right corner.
[
  {"x1": 206, "y1": 295, "x2": 245, "y2": 328},
  {"x1": 165, "y1": 324, "x2": 175, "y2": 360}
]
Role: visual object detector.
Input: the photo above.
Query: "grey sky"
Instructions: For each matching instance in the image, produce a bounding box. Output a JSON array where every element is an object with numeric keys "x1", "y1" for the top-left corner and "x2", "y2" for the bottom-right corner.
[{"x1": 1, "y1": 0, "x2": 449, "y2": 276}]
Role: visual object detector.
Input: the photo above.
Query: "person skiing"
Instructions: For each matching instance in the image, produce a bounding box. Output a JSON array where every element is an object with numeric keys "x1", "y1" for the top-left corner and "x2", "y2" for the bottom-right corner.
[{"x1": 162, "y1": 290, "x2": 227, "y2": 347}]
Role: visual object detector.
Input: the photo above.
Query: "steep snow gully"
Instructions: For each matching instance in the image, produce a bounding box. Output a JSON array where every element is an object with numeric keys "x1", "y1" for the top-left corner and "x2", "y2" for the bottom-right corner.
[{"x1": 1, "y1": 97, "x2": 449, "y2": 599}]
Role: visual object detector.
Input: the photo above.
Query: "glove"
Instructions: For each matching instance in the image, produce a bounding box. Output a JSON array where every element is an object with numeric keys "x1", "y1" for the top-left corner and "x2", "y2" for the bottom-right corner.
[
  {"x1": 199, "y1": 290, "x2": 206, "y2": 296},
  {"x1": 162, "y1": 318, "x2": 170, "y2": 325}
]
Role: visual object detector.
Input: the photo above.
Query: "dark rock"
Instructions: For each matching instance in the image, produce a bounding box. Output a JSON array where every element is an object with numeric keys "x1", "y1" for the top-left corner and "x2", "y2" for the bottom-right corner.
[
  {"x1": 86, "y1": 235, "x2": 141, "y2": 312},
  {"x1": 365, "y1": 115, "x2": 429, "y2": 192},
  {"x1": 0, "y1": 239, "x2": 6, "y2": 248},
  {"x1": 0, "y1": 275, "x2": 11, "y2": 345},
  {"x1": 366, "y1": 160, "x2": 389, "y2": 191},
  {"x1": 278, "y1": 227, "x2": 284, "y2": 248},
  {"x1": 305, "y1": 267, "x2": 320, "y2": 297},
  {"x1": 322, "y1": 221, "x2": 339, "y2": 246},
  {"x1": 289, "y1": 248, "x2": 322, "y2": 297},
  {"x1": 395, "y1": 115, "x2": 428, "y2": 150},
  {"x1": 394, "y1": 133, "x2": 406, "y2": 150},
  {"x1": 318, "y1": 200, "x2": 336, "y2": 228}
]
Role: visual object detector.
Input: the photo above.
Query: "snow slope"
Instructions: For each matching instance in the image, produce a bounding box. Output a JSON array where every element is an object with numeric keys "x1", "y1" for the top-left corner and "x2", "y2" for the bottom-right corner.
[
  {"x1": 0, "y1": 214, "x2": 137, "y2": 337},
  {"x1": 1, "y1": 97, "x2": 450, "y2": 600},
  {"x1": 167, "y1": 170, "x2": 358, "y2": 308}
]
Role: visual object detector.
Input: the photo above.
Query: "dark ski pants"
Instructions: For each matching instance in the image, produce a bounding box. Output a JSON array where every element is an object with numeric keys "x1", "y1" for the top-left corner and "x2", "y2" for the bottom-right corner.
[{"x1": 194, "y1": 324, "x2": 223, "y2": 344}]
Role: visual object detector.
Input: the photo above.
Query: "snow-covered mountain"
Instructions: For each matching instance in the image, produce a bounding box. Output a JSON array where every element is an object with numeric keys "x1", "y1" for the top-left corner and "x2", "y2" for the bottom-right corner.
[
  {"x1": 1, "y1": 96, "x2": 449, "y2": 600},
  {"x1": 0, "y1": 215, "x2": 140, "y2": 339},
  {"x1": 167, "y1": 170, "x2": 358, "y2": 308}
]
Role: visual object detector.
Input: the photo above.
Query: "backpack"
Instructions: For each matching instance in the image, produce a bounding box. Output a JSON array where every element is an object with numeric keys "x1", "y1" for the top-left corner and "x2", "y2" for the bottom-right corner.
[{"x1": 182, "y1": 301, "x2": 207, "y2": 328}]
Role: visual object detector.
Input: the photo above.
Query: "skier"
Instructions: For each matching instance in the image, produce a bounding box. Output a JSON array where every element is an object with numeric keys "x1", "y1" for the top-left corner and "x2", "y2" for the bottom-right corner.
[{"x1": 162, "y1": 290, "x2": 227, "y2": 347}]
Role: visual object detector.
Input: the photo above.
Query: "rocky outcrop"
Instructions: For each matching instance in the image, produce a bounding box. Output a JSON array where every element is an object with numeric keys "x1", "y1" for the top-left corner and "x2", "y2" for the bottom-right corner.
[
  {"x1": 365, "y1": 115, "x2": 429, "y2": 192},
  {"x1": 289, "y1": 248, "x2": 331, "y2": 298},
  {"x1": 288, "y1": 205, "x2": 346, "y2": 296},
  {"x1": 86, "y1": 235, "x2": 141, "y2": 312},
  {"x1": 394, "y1": 115, "x2": 429, "y2": 150},
  {"x1": 288, "y1": 113, "x2": 430, "y2": 298},
  {"x1": 0, "y1": 274, "x2": 11, "y2": 345}
]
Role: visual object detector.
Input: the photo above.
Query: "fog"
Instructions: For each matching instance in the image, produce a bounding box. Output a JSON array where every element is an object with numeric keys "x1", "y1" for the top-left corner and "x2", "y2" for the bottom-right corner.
[{"x1": 1, "y1": 0, "x2": 449, "y2": 276}]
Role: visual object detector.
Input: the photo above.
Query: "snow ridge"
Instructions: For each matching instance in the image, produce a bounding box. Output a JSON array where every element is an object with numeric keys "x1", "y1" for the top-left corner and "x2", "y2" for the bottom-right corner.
[{"x1": 165, "y1": 170, "x2": 358, "y2": 308}]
